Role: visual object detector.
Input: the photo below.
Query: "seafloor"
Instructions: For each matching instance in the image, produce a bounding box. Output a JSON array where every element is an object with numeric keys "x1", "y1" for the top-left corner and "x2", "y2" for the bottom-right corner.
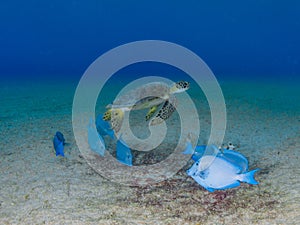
[{"x1": 0, "y1": 77, "x2": 299, "y2": 224}]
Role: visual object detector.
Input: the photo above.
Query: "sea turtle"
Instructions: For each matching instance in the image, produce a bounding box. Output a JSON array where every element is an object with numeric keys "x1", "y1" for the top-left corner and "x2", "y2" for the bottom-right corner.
[{"x1": 103, "y1": 81, "x2": 190, "y2": 132}]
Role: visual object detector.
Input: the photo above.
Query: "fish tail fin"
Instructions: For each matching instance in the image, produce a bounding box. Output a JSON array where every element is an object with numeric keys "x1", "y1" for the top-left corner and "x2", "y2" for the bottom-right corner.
[
  {"x1": 107, "y1": 131, "x2": 115, "y2": 140},
  {"x1": 239, "y1": 169, "x2": 260, "y2": 185},
  {"x1": 116, "y1": 138, "x2": 132, "y2": 166},
  {"x1": 55, "y1": 142, "x2": 65, "y2": 157}
]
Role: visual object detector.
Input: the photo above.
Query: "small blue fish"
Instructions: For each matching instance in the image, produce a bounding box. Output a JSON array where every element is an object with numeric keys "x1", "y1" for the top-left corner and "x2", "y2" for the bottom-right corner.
[
  {"x1": 116, "y1": 138, "x2": 132, "y2": 166},
  {"x1": 55, "y1": 131, "x2": 65, "y2": 145},
  {"x1": 95, "y1": 114, "x2": 115, "y2": 139},
  {"x1": 53, "y1": 131, "x2": 65, "y2": 156},
  {"x1": 88, "y1": 118, "x2": 106, "y2": 156},
  {"x1": 187, "y1": 145, "x2": 260, "y2": 192}
]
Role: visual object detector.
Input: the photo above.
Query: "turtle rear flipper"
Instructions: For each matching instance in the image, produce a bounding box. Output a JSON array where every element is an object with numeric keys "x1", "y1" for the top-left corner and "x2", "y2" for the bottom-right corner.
[
  {"x1": 111, "y1": 109, "x2": 125, "y2": 133},
  {"x1": 150, "y1": 96, "x2": 177, "y2": 125},
  {"x1": 145, "y1": 105, "x2": 159, "y2": 121}
]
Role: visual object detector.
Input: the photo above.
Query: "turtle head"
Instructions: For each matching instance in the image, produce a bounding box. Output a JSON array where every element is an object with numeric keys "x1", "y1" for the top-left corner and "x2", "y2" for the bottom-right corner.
[{"x1": 170, "y1": 81, "x2": 190, "y2": 94}]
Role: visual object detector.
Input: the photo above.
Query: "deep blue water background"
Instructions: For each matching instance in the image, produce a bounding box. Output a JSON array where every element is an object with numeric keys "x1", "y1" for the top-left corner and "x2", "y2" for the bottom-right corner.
[{"x1": 0, "y1": 0, "x2": 299, "y2": 83}]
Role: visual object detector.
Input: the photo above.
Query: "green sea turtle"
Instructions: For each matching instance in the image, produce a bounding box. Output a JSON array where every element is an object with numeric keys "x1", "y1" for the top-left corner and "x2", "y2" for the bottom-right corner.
[{"x1": 103, "y1": 81, "x2": 190, "y2": 132}]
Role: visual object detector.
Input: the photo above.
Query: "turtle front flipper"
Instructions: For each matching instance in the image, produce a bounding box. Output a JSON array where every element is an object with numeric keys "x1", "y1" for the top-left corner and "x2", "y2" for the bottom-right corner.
[
  {"x1": 103, "y1": 109, "x2": 112, "y2": 121},
  {"x1": 111, "y1": 109, "x2": 125, "y2": 133},
  {"x1": 150, "y1": 96, "x2": 177, "y2": 125},
  {"x1": 145, "y1": 105, "x2": 159, "y2": 121}
]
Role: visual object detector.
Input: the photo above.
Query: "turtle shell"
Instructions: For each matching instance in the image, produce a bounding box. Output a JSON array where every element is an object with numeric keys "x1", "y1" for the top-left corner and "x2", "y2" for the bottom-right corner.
[{"x1": 111, "y1": 82, "x2": 171, "y2": 110}]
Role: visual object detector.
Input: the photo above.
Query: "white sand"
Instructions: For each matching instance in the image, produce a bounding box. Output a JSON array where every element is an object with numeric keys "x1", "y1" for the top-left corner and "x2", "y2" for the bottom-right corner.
[{"x1": 0, "y1": 79, "x2": 299, "y2": 224}]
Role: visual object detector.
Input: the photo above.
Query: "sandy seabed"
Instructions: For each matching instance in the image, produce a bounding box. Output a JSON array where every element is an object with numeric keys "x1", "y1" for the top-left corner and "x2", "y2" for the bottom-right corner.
[{"x1": 0, "y1": 79, "x2": 299, "y2": 224}]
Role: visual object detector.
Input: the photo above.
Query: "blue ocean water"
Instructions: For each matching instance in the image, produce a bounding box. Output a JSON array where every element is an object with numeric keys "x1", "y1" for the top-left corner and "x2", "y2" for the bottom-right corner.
[{"x1": 0, "y1": 0, "x2": 299, "y2": 82}]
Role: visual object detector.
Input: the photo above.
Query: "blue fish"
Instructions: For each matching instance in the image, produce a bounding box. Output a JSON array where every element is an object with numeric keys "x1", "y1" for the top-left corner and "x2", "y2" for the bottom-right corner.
[
  {"x1": 187, "y1": 145, "x2": 259, "y2": 192},
  {"x1": 55, "y1": 131, "x2": 65, "y2": 145},
  {"x1": 53, "y1": 132, "x2": 65, "y2": 156},
  {"x1": 95, "y1": 114, "x2": 115, "y2": 139},
  {"x1": 116, "y1": 138, "x2": 132, "y2": 166},
  {"x1": 88, "y1": 118, "x2": 106, "y2": 156}
]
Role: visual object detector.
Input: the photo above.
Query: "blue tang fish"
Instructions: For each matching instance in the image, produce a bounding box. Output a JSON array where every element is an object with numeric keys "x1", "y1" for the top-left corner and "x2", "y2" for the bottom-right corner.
[
  {"x1": 88, "y1": 118, "x2": 106, "y2": 156},
  {"x1": 116, "y1": 137, "x2": 132, "y2": 166},
  {"x1": 186, "y1": 145, "x2": 260, "y2": 192},
  {"x1": 55, "y1": 131, "x2": 65, "y2": 145},
  {"x1": 90, "y1": 116, "x2": 132, "y2": 165},
  {"x1": 53, "y1": 131, "x2": 65, "y2": 156},
  {"x1": 95, "y1": 114, "x2": 115, "y2": 139}
]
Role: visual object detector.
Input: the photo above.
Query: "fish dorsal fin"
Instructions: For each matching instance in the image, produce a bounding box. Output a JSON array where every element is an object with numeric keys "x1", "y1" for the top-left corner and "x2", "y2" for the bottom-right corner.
[
  {"x1": 182, "y1": 141, "x2": 194, "y2": 155},
  {"x1": 220, "y1": 149, "x2": 249, "y2": 172}
]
